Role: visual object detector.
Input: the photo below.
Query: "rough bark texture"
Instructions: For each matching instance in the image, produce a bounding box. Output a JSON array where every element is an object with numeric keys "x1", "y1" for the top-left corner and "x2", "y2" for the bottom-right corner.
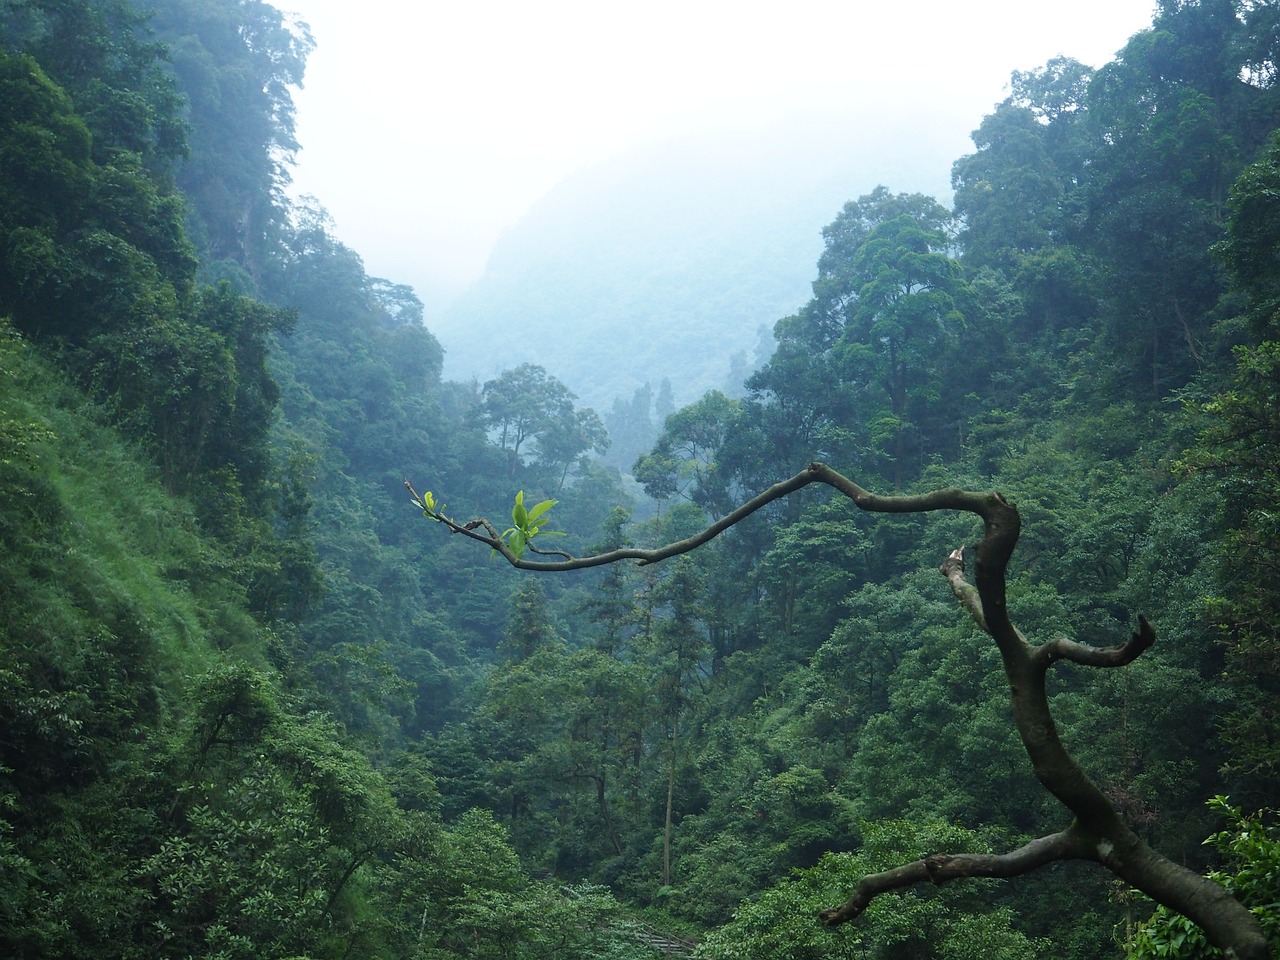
[{"x1": 410, "y1": 463, "x2": 1271, "y2": 960}]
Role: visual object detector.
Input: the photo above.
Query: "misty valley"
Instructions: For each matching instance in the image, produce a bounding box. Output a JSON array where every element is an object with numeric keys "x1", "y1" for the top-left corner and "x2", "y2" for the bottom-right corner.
[{"x1": 2, "y1": 1, "x2": 1280, "y2": 959}]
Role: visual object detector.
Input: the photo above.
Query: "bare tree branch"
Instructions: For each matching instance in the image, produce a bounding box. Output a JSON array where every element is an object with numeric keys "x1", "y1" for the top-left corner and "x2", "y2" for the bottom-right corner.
[
  {"x1": 410, "y1": 471, "x2": 819, "y2": 569},
  {"x1": 939, "y1": 547, "x2": 987, "y2": 632},
  {"x1": 819, "y1": 827, "x2": 1095, "y2": 926},
  {"x1": 408, "y1": 463, "x2": 1002, "y2": 571},
  {"x1": 1032, "y1": 617, "x2": 1157, "y2": 670}
]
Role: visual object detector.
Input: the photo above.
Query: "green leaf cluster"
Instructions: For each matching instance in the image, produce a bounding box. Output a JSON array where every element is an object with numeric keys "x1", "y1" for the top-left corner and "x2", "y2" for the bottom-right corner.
[
  {"x1": 1128, "y1": 798, "x2": 1280, "y2": 960},
  {"x1": 502, "y1": 489, "x2": 560, "y2": 559}
]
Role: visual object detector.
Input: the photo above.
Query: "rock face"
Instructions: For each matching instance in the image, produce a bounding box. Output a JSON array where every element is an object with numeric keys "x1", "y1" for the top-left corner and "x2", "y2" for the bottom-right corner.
[{"x1": 435, "y1": 103, "x2": 960, "y2": 411}]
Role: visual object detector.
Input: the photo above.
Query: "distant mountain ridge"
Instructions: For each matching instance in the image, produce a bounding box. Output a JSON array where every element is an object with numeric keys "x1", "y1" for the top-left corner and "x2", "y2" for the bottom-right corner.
[{"x1": 434, "y1": 102, "x2": 963, "y2": 411}]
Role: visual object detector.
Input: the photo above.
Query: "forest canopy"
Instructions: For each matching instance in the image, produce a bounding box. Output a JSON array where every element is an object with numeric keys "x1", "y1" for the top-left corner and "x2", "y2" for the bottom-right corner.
[{"x1": 2, "y1": 1, "x2": 1280, "y2": 958}]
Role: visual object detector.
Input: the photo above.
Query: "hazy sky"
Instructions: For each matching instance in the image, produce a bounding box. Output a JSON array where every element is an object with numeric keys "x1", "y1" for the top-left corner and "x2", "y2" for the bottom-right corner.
[{"x1": 283, "y1": 0, "x2": 1158, "y2": 310}]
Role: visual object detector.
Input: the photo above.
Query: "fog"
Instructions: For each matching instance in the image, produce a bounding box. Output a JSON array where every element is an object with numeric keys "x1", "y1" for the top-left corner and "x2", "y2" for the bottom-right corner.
[{"x1": 285, "y1": 0, "x2": 1158, "y2": 316}]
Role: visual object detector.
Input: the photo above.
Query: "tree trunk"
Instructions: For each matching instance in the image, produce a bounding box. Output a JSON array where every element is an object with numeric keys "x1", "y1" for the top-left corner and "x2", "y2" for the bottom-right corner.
[{"x1": 663, "y1": 715, "x2": 678, "y2": 888}]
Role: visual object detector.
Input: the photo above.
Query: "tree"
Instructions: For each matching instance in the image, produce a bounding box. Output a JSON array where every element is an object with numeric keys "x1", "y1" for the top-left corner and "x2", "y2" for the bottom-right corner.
[
  {"x1": 0, "y1": 52, "x2": 195, "y2": 344},
  {"x1": 641, "y1": 556, "x2": 709, "y2": 887},
  {"x1": 632, "y1": 389, "x2": 741, "y2": 513},
  {"x1": 602, "y1": 382, "x2": 658, "y2": 472},
  {"x1": 743, "y1": 188, "x2": 971, "y2": 491},
  {"x1": 475, "y1": 363, "x2": 608, "y2": 481},
  {"x1": 143, "y1": 0, "x2": 314, "y2": 275},
  {"x1": 952, "y1": 103, "x2": 1063, "y2": 274},
  {"x1": 839, "y1": 193, "x2": 968, "y2": 488},
  {"x1": 477, "y1": 610, "x2": 649, "y2": 873},
  {"x1": 0, "y1": 0, "x2": 188, "y2": 174},
  {"x1": 537, "y1": 406, "x2": 609, "y2": 492},
  {"x1": 500, "y1": 580, "x2": 561, "y2": 661},
  {"x1": 1179, "y1": 128, "x2": 1280, "y2": 803},
  {"x1": 408, "y1": 465, "x2": 1270, "y2": 959},
  {"x1": 147, "y1": 664, "x2": 403, "y2": 958},
  {"x1": 1074, "y1": 0, "x2": 1280, "y2": 395}
]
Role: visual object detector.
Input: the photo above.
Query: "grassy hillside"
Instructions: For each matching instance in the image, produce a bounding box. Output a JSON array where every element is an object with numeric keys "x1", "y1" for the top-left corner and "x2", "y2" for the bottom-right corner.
[{"x1": 0, "y1": 320, "x2": 261, "y2": 707}]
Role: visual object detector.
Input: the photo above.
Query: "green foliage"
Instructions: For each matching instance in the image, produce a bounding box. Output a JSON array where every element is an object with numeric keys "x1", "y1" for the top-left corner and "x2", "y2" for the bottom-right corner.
[
  {"x1": 265, "y1": 202, "x2": 512, "y2": 734},
  {"x1": 1128, "y1": 798, "x2": 1280, "y2": 960},
  {"x1": 475, "y1": 363, "x2": 610, "y2": 488},
  {"x1": 1176, "y1": 126, "x2": 1280, "y2": 801},
  {"x1": 502, "y1": 489, "x2": 561, "y2": 560},
  {"x1": 696, "y1": 820, "x2": 1048, "y2": 960},
  {"x1": 418, "y1": 811, "x2": 656, "y2": 959},
  {"x1": 0, "y1": 41, "x2": 307, "y2": 622},
  {"x1": 137, "y1": 663, "x2": 403, "y2": 958},
  {"x1": 1, "y1": 4, "x2": 647, "y2": 958},
  {"x1": 0, "y1": 52, "x2": 194, "y2": 343},
  {"x1": 603, "y1": 381, "x2": 661, "y2": 473},
  {"x1": 1214, "y1": 129, "x2": 1280, "y2": 331},
  {"x1": 738, "y1": 187, "x2": 972, "y2": 491},
  {"x1": 144, "y1": 0, "x2": 314, "y2": 273},
  {"x1": 0, "y1": 0, "x2": 189, "y2": 172},
  {"x1": 1189, "y1": 338, "x2": 1280, "y2": 790},
  {"x1": 12, "y1": 0, "x2": 1280, "y2": 956},
  {"x1": 0, "y1": 330, "x2": 344, "y2": 956},
  {"x1": 633, "y1": 390, "x2": 741, "y2": 511},
  {"x1": 0, "y1": 325, "x2": 56, "y2": 469}
]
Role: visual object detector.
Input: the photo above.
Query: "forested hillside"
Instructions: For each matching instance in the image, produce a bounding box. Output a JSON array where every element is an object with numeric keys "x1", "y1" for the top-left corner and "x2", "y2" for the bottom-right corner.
[{"x1": 2, "y1": 1, "x2": 1279, "y2": 958}]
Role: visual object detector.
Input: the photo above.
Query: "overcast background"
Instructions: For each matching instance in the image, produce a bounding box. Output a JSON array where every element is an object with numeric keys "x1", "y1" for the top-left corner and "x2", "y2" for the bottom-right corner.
[{"x1": 282, "y1": 0, "x2": 1159, "y2": 315}]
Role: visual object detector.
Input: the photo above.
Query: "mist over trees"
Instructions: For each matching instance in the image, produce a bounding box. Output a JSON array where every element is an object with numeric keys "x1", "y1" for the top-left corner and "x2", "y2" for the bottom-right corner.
[
  {"x1": 2, "y1": 1, "x2": 1280, "y2": 958},
  {"x1": 436, "y1": 108, "x2": 958, "y2": 410}
]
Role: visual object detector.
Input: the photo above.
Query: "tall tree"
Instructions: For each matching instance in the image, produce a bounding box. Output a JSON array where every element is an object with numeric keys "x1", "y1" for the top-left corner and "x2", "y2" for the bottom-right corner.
[
  {"x1": 476, "y1": 362, "x2": 608, "y2": 482},
  {"x1": 633, "y1": 390, "x2": 741, "y2": 514},
  {"x1": 0, "y1": 0, "x2": 188, "y2": 172},
  {"x1": 1078, "y1": 0, "x2": 1280, "y2": 393},
  {"x1": 0, "y1": 53, "x2": 195, "y2": 344},
  {"x1": 743, "y1": 188, "x2": 971, "y2": 491},
  {"x1": 642, "y1": 557, "x2": 709, "y2": 886}
]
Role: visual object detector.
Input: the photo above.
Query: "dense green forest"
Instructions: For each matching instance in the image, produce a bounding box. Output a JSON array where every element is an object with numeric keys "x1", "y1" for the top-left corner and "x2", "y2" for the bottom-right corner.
[{"x1": 3, "y1": 0, "x2": 1280, "y2": 957}]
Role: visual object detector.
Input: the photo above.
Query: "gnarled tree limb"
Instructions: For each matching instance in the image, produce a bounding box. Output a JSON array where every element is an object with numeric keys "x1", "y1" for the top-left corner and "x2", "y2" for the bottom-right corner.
[
  {"x1": 941, "y1": 550, "x2": 1156, "y2": 668},
  {"x1": 939, "y1": 547, "x2": 988, "y2": 633},
  {"x1": 818, "y1": 826, "x2": 1095, "y2": 926},
  {"x1": 408, "y1": 463, "x2": 1007, "y2": 571},
  {"x1": 412, "y1": 462, "x2": 1271, "y2": 960},
  {"x1": 1032, "y1": 617, "x2": 1157, "y2": 669}
]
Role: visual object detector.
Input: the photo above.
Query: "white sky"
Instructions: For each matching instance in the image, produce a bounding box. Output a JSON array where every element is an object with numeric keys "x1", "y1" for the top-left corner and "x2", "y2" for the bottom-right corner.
[{"x1": 282, "y1": 0, "x2": 1159, "y2": 311}]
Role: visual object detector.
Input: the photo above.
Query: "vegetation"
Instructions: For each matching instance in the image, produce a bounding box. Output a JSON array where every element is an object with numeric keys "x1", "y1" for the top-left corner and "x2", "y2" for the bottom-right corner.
[{"x1": 3, "y1": 0, "x2": 1280, "y2": 957}]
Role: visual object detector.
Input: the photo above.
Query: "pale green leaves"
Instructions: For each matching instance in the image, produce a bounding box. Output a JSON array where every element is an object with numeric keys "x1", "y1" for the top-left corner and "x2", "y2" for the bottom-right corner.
[
  {"x1": 406, "y1": 480, "x2": 447, "y2": 521},
  {"x1": 406, "y1": 481, "x2": 562, "y2": 561},
  {"x1": 502, "y1": 490, "x2": 561, "y2": 560},
  {"x1": 419, "y1": 488, "x2": 443, "y2": 516}
]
